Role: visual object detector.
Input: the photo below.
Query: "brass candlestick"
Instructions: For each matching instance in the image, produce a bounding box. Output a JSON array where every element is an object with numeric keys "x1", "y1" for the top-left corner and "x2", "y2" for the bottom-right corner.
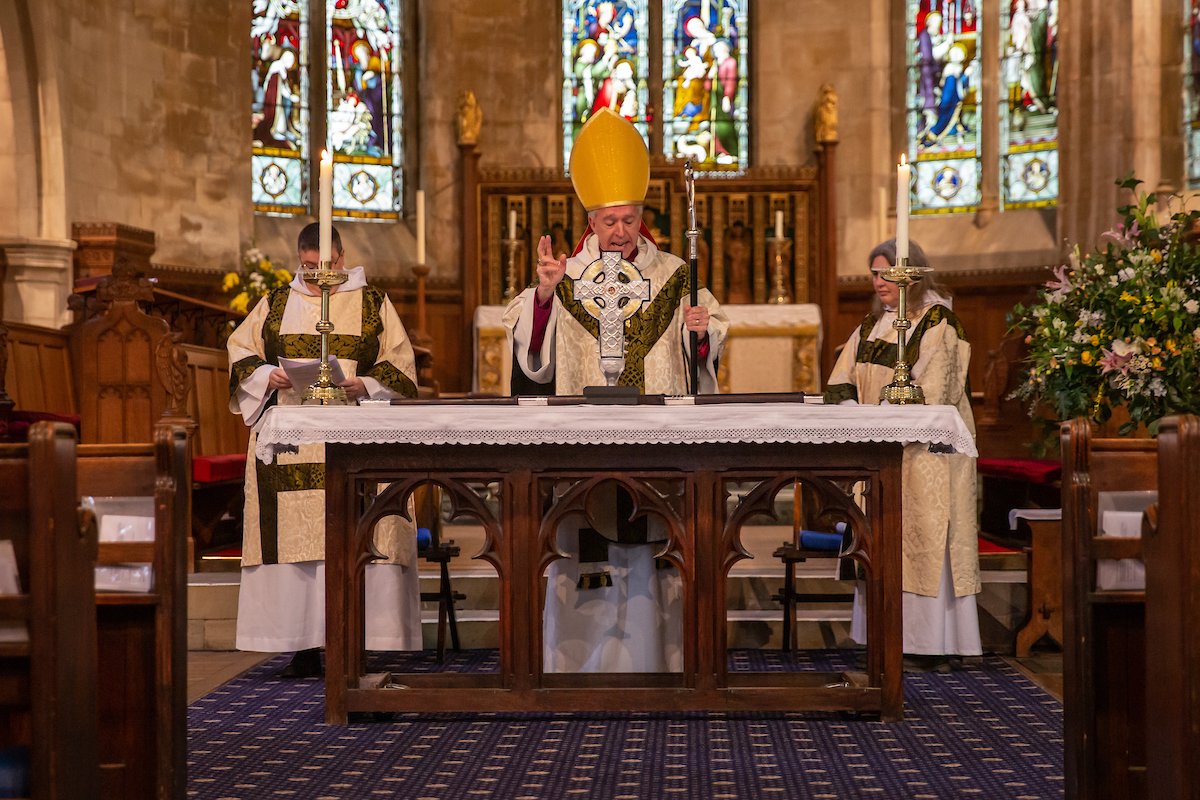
[
  {"x1": 879, "y1": 256, "x2": 930, "y2": 405},
  {"x1": 302, "y1": 261, "x2": 350, "y2": 405},
  {"x1": 502, "y1": 238, "x2": 525, "y2": 301},
  {"x1": 768, "y1": 235, "x2": 792, "y2": 304}
]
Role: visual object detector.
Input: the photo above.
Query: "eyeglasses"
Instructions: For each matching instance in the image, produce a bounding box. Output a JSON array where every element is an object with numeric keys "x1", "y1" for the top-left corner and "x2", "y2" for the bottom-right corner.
[{"x1": 298, "y1": 252, "x2": 344, "y2": 272}]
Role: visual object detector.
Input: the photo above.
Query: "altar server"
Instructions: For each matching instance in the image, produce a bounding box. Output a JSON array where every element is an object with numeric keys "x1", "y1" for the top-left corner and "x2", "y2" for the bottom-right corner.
[
  {"x1": 504, "y1": 108, "x2": 729, "y2": 672},
  {"x1": 825, "y1": 238, "x2": 981, "y2": 670},
  {"x1": 228, "y1": 223, "x2": 421, "y2": 677}
]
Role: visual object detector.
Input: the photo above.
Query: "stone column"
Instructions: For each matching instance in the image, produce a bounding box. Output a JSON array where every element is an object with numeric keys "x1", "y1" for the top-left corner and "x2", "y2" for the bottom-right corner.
[
  {"x1": 0, "y1": 237, "x2": 77, "y2": 328},
  {"x1": 1059, "y1": 0, "x2": 1180, "y2": 251}
]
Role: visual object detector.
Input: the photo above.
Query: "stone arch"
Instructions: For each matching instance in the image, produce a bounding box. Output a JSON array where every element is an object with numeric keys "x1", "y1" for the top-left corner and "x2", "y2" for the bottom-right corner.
[{"x1": 0, "y1": 0, "x2": 67, "y2": 240}]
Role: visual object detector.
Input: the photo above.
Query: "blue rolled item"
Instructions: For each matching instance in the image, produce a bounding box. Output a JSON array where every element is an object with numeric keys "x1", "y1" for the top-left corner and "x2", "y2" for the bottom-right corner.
[
  {"x1": 799, "y1": 529, "x2": 844, "y2": 552},
  {"x1": 0, "y1": 746, "x2": 29, "y2": 798},
  {"x1": 416, "y1": 527, "x2": 432, "y2": 551}
]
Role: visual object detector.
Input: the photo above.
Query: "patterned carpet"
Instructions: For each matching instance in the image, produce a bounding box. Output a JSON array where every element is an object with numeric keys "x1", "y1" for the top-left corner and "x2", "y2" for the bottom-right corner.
[{"x1": 188, "y1": 651, "x2": 1063, "y2": 800}]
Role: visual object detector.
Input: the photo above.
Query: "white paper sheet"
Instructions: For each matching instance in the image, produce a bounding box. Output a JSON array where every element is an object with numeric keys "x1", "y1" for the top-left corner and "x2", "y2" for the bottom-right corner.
[{"x1": 278, "y1": 355, "x2": 346, "y2": 392}]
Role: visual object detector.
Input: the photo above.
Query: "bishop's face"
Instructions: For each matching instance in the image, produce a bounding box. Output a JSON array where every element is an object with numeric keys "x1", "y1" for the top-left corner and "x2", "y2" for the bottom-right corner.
[
  {"x1": 591, "y1": 204, "x2": 642, "y2": 260},
  {"x1": 871, "y1": 254, "x2": 900, "y2": 310}
]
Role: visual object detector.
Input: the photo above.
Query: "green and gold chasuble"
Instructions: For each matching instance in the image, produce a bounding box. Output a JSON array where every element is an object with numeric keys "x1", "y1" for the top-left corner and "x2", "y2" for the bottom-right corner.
[{"x1": 228, "y1": 283, "x2": 418, "y2": 568}]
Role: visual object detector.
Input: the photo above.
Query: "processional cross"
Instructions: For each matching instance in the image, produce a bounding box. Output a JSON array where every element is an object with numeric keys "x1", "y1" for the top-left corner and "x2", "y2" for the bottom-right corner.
[{"x1": 573, "y1": 250, "x2": 650, "y2": 387}]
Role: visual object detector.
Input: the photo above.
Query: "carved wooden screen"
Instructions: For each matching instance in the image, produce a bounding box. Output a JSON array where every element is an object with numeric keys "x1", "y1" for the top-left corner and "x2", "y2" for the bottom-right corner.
[{"x1": 472, "y1": 162, "x2": 825, "y2": 309}]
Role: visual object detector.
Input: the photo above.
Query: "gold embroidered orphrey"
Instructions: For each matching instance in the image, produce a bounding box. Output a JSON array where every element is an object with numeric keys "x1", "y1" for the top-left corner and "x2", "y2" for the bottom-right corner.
[{"x1": 572, "y1": 250, "x2": 651, "y2": 386}]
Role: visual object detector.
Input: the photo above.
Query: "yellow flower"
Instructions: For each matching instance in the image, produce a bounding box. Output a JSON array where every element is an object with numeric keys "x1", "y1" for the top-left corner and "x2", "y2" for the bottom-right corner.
[
  {"x1": 275, "y1": 268, "x2": 292, "y2": 283},
  {"x1": 1152, "y1": 356, "x2": 1163, "y2": 369},
  {"x1": 1120, "y1": 291, "x2": 1139, "y2": 303},
  {"x1": 229, "y1": 292, "x2": 250, "y2": 314},
  {"x1": 1090, "y1": 335, "x2": 1099, "y2": 346},
  {"x1": 1152, "y1": 249, "x2": 1162, "y2": 263},
  {"x1": 222, "y1": 272, "x2": 240, "y2": 292},
  {"x1": 1081, "y1": 351, "x2": 1093, "y2": 365}
]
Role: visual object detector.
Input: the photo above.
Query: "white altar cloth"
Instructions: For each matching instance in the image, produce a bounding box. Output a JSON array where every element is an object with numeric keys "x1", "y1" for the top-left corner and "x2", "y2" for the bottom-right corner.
[{"x1": 254, "y1": 402, "x2": 977, "y2": 464}]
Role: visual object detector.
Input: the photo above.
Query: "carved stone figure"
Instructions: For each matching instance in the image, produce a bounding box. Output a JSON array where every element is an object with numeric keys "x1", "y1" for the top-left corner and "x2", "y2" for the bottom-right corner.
[
  {"x1": 814, "y1": 83, "x2": 839, "y2": 144},
  {"x1": 724, "y1": 221, "x2": 752, "y2": 304},
  {"x1": 456, "y1": 90, "x2": 483, "y2": 146}
]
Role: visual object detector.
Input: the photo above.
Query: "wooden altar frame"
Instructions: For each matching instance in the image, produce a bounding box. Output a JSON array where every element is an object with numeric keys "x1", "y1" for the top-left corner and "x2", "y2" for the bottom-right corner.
[{"x1": 323, "y1": 437, "x2": 904, "y2": 723}]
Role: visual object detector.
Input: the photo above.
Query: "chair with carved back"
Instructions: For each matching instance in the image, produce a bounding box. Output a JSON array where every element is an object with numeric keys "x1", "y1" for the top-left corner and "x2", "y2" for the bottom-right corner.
[
  {"x1": 1061, "y1": 418, "x2": 1156, "y2": 800},
  {"x1": 69, "y1": 259, "x2": 195, "y2": 446}
]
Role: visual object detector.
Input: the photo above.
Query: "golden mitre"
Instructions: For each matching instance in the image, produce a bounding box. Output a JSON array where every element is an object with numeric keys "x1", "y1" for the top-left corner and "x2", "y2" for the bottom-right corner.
[{"x1": 569, "y1": 108, "x2": 649, "y2": 212}]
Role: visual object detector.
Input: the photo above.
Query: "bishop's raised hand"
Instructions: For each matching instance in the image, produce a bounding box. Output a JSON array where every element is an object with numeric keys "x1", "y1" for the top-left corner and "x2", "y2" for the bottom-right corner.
[{"x1": 535, "y1": 235, "x2": 567, "y2": 303}]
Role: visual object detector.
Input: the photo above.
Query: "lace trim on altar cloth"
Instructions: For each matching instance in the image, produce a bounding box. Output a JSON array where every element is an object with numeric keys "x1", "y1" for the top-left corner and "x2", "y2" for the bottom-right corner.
[{"x1": 253, "y1": 403, "x2": 977, "y2": 464}]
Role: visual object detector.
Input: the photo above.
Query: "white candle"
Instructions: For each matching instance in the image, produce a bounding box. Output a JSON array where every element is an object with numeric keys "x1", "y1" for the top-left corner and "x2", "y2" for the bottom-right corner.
[
  {"x1": 415, "y1": 189, "x2": 425, "y2": 266},
  {"x1": 896, "y1": 154, "x2": 910, "y2": 262},
  {"x1": 508, "y1": 208, "x2": 517, "y2": 240},
  {"x1": 319, "y1": 149, "x2": 333, "y2": 263},
  {"x1": 774, "y1": 210, "x2": 784, "y2": 240}
]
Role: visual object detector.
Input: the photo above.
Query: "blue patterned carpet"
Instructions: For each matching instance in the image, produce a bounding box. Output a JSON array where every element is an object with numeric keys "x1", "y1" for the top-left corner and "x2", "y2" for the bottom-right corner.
[{"x1": 188, "y1": 651, "x2": 1063, "y2": 799}]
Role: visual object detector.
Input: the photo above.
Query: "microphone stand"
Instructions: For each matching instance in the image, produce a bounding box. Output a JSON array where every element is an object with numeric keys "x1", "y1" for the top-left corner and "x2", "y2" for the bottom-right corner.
[{"x1": 685, "y1": 161, "x2": 700, "y2": 395}]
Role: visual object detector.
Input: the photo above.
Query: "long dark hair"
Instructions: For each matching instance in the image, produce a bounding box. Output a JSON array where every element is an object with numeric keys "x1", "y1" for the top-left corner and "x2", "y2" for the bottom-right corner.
[{"x1": 867, "y1": 238, "x2": 949, "y2": 318}]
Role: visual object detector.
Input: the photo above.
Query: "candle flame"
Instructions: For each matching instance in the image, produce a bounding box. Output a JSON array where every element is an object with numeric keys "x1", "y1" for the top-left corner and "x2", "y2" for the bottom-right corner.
[
  {"x1": 321, "y1": 149, "x2": 332, "y2": 164},
  {"x1": 899, "y1": 153, "x2": 907, "y2": 167}
]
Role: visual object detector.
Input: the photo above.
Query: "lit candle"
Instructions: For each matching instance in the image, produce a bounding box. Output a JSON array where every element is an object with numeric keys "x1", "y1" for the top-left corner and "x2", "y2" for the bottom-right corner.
[
  {"x1": 774, "y1": 210, "x2": 784, "y2": 240},
  {"x1": 319, "y1": 149, "x2": 333, "y2": 263},
  {"x1": 415, "y1": 189, "x2": 425, "y2": 266},
  {"x1": 508, "y1": 208, "x2": 517, "y2": 240},
  {"x1": 896, "y1": 154, "x2": 910, "y2": 262}
]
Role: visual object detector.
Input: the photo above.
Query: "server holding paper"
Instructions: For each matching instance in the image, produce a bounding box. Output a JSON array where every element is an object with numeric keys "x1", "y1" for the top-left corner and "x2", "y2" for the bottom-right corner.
[{"x1": 226, "y1": 222, "x2": 422, "y2": 677}]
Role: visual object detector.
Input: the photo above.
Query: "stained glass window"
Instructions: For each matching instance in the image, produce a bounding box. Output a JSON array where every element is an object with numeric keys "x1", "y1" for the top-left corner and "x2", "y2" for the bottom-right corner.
[
  {"x1": 661, "y1": 0, "x2": 748, "y2": 173},
  {"x1": 1000, "y1": 0, "x2": 1058, "y2": 208},
  {"x1": 251, "y1": 0, "x2": 310, "y2": 216},
  {"x1": 562, "y1": 1, "x2": 650, "y2": 169},
  {"x1": 327, "y1": 0, "x2": 403, "y2": 220},
  {"x1": 906, "y1": 1, "x2": 981, "y2": 214},
  {"x1": 1187, "y1": 0, "x2": 1200, "y2": 187}
]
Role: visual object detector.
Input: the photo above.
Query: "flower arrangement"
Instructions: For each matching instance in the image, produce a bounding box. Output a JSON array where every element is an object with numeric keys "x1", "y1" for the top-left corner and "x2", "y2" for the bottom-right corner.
[
  {"x1": 1009, "y1": 177, "x2": 1200, "y2": 437},
  {"x1": 222, "y1": 248, "x2": 292, "y2": 313}
]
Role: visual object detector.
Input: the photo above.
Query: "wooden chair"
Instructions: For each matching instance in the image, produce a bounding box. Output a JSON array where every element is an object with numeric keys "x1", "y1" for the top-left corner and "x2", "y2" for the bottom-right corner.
[
  {"x1": 770, "y1": 481, "x2": 852, "y2": 652},
  {"x1": 413, "y1": 485, "x2": 463, "y2": 662},
  {"x1": 0, "y1": 421, "x2": 99, "y2": 800},
  {"x1": 1061, "y1": 418, "x2": 1156, "y2": 800},
  {"x1": 1144, "y1": 414, "x2": 1200, "y2": 800},
  {"x1": 79, "y1": 425, "x2": 189, "y2": 800}
]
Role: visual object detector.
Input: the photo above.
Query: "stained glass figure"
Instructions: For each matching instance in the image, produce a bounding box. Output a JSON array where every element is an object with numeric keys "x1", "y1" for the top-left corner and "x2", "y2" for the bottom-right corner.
[
  {"x1": 1187, "y1": 0, "x2": 1200, "y2": 187},
  {"x1": 327, "y1": 0, "x2": 403, "y2": 220},
  {"x1": 562, "y1": 0, "x2": 650, "y2": 169},
  {"x1": 1000, "y1": 0, "x2": 1058, "y2": 208},
  {"x1": 252, "y1": 0, "x2": 309, "y2": 216},
  {"x1": 661, "y1": 0, "x2": 748, "y2": 173},
  {"x1": 906, "y1": 0, "x2": 981, "y2": 214}
]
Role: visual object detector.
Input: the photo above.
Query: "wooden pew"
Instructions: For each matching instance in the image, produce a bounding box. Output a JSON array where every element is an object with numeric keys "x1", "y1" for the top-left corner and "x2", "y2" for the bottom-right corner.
[
  {"x1": 1144, "y1": 415, "x2": 1200, "y2": 800},
  {"x1": 78, "y1": 426, "x2": 189, "y2": 800},
  {"x1": 0, "y1": 421, "x2": 99, "y2": 800},
  {"x1": 180, "y1": 343, "x2": 249, "y2": 559},
  {"x1": 1061, "y1": 418, "x2": 1156, "y2": 800}
]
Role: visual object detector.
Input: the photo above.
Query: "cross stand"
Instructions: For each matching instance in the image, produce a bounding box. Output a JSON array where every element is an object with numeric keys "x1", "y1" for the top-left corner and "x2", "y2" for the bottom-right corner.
[{"x1": 573, "y1": 249, "x2": 650, "y2": 404}]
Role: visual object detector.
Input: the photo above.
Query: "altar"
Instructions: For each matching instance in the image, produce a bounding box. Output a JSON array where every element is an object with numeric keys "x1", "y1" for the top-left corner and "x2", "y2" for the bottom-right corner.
[{"x1": 253, "y1": 401, "x2": 977, "y2": 724}]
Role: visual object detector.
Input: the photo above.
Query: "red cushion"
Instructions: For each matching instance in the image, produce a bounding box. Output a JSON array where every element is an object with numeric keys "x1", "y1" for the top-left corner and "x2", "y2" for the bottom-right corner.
[
  {"x1": 978, "y1": 536, "x2": 1022, "y2": 555},
  {"x1": 192, "y1": 454, "x2": 247, "y2": 483},
  {"x1": 976, "y1": 457, "x2": 1061, "y2": 485},
  {"x1": 0, "y1": 410, "x2": 82, "y2": 443}
]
